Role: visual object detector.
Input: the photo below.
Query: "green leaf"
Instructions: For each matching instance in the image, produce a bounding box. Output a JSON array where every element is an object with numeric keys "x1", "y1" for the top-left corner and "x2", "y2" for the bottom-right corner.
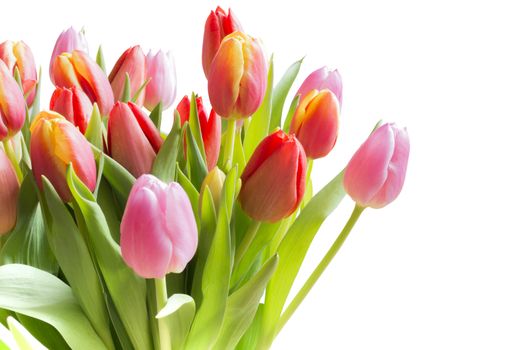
[
  {"x1": 40, "y1": 178, "x2": 114, "y2": 349},
  {"x1": 260, "y1": 170, "x2": 347, "y2": 347},
  {"x1": 185, "y1": 124, "x2": 208, "y2": 189},
  {"x1": 243, "y1": 57, "x2": 274, "y2": 159},
  {"x1": 271, "y1": 57, "x2": 304, "y2": 132},
  {"x1": 95, "y1": 150, "x2": 135, "y2": 202},
  {"x1": 157, "y1": 294, "x2": 195, "y2": 350},
  {"x1": 177, "y1": 167, "x2": 200, "y2": 224},
  {"x1": 0, "y1": 321, "x2": 16, "y2": 350},
  {"x1": 30, "y1": 67, "x2": 42, "y2": 119},
  {"x1": 96, "y1": 46, "x2": 107, "y2": 74},
  {"x1": 149, "y1": 102, "x2": 163, "y2": 130},
  {"x1": 0, "y1": 175, "x2": 57, "y2": 273},
  {"x1": 132, "y1": 78, "x2": 151, "y2": 104},
  {"x1": 0, "y1": 264, "x2": 107, "y2": 350},
  {"x1": 214, "y1": 254, "x2": 279, "y2": 350},
  {"x1": 16, "y1": 314, "x2": 69, "y2": 350},
  {"x1": 120, "y1": 73, "x2": 131, "y2": 102},
  {"x1": 96, "y1": 178, "x2": 122, "y2": 243},
  {"x1": 282, "y1": 94, "x2": 300, "y2": 133},
  {"x1": 185, "y1": 167, "x2": 238, "y2": 350},
  {"x1": 187, "y1": 93, "x2": 207, "y2": 162},
  {"x1": 85, "y1": 103, "x2": 103, "y2": 149},
  {"x1": 7, "y1": 316, "x2": 47, "y2": 350},
  {"x1": 233, "y1": 128, "x2": 246, "y2": 177},
  {"x1": 235, "y1": 304, "x2": 264, "y2": 350},
  {"x1": 66, "y1": 167, "x2": 152, "y2": 350},
  {"x1": 152, "y1": 119, "x2": 181, "y2": 182}
]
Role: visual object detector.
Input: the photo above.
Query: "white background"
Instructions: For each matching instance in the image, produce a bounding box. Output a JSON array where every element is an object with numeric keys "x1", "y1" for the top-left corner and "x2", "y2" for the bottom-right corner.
[{"x1": 3, "y1": 0, "x2": 532, "y2": 349}]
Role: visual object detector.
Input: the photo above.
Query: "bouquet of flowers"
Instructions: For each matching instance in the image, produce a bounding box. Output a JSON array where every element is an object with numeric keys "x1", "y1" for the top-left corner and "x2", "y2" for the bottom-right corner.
[{"x1": 0, "y1": 6, "x2": 410, "y2": 350}]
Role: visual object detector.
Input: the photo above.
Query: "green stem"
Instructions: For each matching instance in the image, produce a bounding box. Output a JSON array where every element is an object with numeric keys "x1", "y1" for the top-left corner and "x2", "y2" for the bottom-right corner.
[
  {"x1": 154, "y1": 277, "x2": 171, "y2": 350},
  {"x1": 275, "y1": 204, "x2": 365, "y2": 337},
  {"x1": 234, "y1": 221, "x2": 261, "y2": 268},
  {"x1": 306, "y1": 158, "x2": 313, "y2": 183},
  {"x1": 223, "y1": 119, "x2": 237, "y2": 171},
  {"x1": 2, "y1": 140, "x2": 23, "y2": 182}
]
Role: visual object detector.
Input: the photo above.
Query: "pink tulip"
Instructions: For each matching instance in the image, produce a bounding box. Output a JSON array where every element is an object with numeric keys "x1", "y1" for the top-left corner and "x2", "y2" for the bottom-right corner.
[
  {"x1": 49, "y1": 27, "x2": 88, "y2": 82},
  {"x1": 208, "y1": 31, "x2": 267, "y2": 119},
  {"x1": 50, "y1": 86, "x2": 93, "y2": 134},
  {"x1": 0, "y1": 60, "x2": 26, "y2": 141},
  {"x1": 0, "y1": 149, "x2": 19, "y2": 235},
  {"x1": 107, "y1": 101, "x2": 163, "y2": 177},
  {"x1": 144, "y1": 50, "x2": 177, "y2": 111},
  {"x1": 343, "y1": 123, "x2": 410, "y2": 208},
  {"x1": 120, "y1": 174, "x2": 198, "y2": 278},
  {"x1": 0, "y1": 40, "x2": 37, "y2": 107},
  {"x1": 202, "y1": 6, "x2": 243, "y2": 77},
  {"x1": 297, "y1": 67, "x2": 343, "y2": 106},
  {"x1": 109, "y1": 46, "x2": 146, "y2": 105}
]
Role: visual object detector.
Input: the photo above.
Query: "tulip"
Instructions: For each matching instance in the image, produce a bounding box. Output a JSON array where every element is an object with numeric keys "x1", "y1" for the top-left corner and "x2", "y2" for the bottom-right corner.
[
  {"x1": 202, "y1": 6, "x2": 243, "y2": 77},
  {"x1": 199, "y1": 166, "x2": 225, "y2": 210},
  {"x1": 297, "y1": 66, "x2": 343, "y2": 106},
  {"x1": 208, "y1": 31, "x2": 267, "y2": 119},
  {"x1": 51, "y1": 50, "x2": 113, "y2": 116},
  {"x1": 50, "y1": 86, "x2": 93, "y2": 134},
  {"x1": 0, "y1": 40, "x2": 37, "y2": 107},
  {"x1": 120, "y1": 174, "x2": 198, "y2": 278},
  {"x1": 107, "y1": 102, "x2": 163, "y2": 177},
  {"x1": 239, "y1": 129, "x2": 306, "y2": 222},
  {"x1": 343, "y1": 123, "x2": 410, "y2": 209},
  {"x1": 109, "y1": 46, "x2": 146, "y2": 105},
  {"x1": 290, "y1": 89, "x2": 340, "y2": 159},
  {"x1": 49, "y1": 27, "x2": 88, "y2": 82},
  {"x1": 0, "y1": 149, "x2": 19, "y2": 235},
  {"x1": 30, "y1": 111, "x2": 96, "y2": 202},
  {"x1": 176, "y1": 95, "x2": 221, "y2": 170},
  {"x1": 144, "y1": 50, "x2": 177, "y2": 111},
  {"x1": 0, "y1": 60, "x2": 25, "y2": 141}
]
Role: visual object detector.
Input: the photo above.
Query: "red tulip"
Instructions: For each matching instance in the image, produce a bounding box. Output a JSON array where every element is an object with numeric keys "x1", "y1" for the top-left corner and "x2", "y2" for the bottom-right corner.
[
  {"x1": 290, "y1": 89, "x2": 340, "y2": 159},
  {"x1": 30, "y1": 111, "x2": 96, "y2": 202},
  {"x1": 107, "y1": 102, "x2": 163, "y2": 177},
  {"x1": 50, "y1": 86, "x2": 93, "y2": 134},
  {"x1": 208, "y1": 31, "x2": 267, "y2": 119},
  {"x1": 176, "y1": 95, "x2": 221, "y2": 170},
  {"x1": 0, "y1": 40, "x2": 37, "y2": 106},
  {"x1": 239, "y1": 129, "x2": 306, "y2": 222},
  {"x1": 0, "y1": 149, "x2": 19, "y2": 235},
  {"x1": 0, "y1": 60, "x2": 25, "y2": 141},
  {"x1": 202, "y1": 6, "x2": 243, "y2": 77},
  {"x1": 344, "y1": 123, "x2": 410, "y2": 208},
  {"x1": 109, "y1": 46, "x2": 146, "y2": 105},
  {"x1": 51, "y1": 50, "x2": 113, "y2": 116}
]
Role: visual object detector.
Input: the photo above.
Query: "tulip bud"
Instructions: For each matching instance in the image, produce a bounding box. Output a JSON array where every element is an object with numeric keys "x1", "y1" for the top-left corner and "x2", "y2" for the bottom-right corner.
[
  {"x1": 109, "y1": 46, "x2": 146, "y2": 105},
  {"x1": 200, "y1": 166, "x2": 225, "y2": 210},
  {"x1": 49, "y1": 27, "x2": 88, "y2": 83},
  {"x1": 239, "y1": 129, "x2": 306, "y2": 222},
  {"x1": 121, "y1": 174, "x2": 198, "y2": 278},
  {"x1": 0, "y1": 149, "x2": 19, "y2": 235},
  {"x1": 107, "y1": 102, "x2": 163, "y2": 177},
  {"x1": 30, "y1": 111, "x2": 97, "y2": 202},
  {"x1": 0, "y1": 40, "x2": 37, "y2": 107},
  {"x1": 297, "y1": 66, "x2": 343, "y2": 106},
  {"x1": 208, "y1": 31, "x2": 267, "y2": 119},
  {"x1": 51, "y1": 50, "x2": 113, "y2": 116},
  {"x1": 144, "y1": 50, "x2": 177, "y2": 111},
  {"x1": 290, "y1": 89, "x2": 340, "y2": 159},
  {"x1": 50, "y1": 86, "x2": 93, "y2": 134},
  {"x1": 202, "y1": 6, "x2": 243, "y2": 77},
  {"x1": 176, "y1": 95, "x2": 221, "y2": 170},
  {"x1": 344, "y1": 123, "x2": 410, "y2": 209},
  {"x1": 0, "y1": 60, "x2": 25, "y2": 141}
]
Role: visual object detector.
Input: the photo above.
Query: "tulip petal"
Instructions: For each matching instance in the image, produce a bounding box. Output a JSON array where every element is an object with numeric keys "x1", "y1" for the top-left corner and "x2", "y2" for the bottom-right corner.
[
  {"x1": 235, "y1": 38, "x2": 267, "y2": 118},
  {"x1": 0, "y1": 150, "x2": 19, "y2": 235}
]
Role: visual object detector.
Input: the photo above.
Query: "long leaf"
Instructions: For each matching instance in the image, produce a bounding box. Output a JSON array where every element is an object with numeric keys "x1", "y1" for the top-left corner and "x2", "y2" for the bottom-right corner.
[
  {"x1": 152, "y1": 119, "x2": 181, "y2": 182},
  {"x1": 0, "y1": 264, "x2": 107, "y2": 350},
  {"x1": 270, "y1": 57, "x2": 304, "y2": 132},
  {"x1": 157, "y1": 294, "x2": 196, "y2": 350},
  {"x1": 7, "y1": 317, "x2": 47, "y2": 350}
]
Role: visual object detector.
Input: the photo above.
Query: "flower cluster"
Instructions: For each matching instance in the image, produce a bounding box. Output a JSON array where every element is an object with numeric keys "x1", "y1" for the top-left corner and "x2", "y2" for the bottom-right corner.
[{"x1": 0, "y1": 6, "x2": 409, "y2": 350}]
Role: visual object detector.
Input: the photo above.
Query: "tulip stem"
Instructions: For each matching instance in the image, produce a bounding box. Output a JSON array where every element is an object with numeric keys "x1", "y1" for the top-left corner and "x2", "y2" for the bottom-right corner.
[
  {"x1": 154, "y1": 277, "x2": 171, "y2": 350},
  {"x1": 275, "y1": 204, "x2": 365, "y2": 337},
  {"x1": 223, "y1": 119, "x2": 237, "y2": 171},
  {"x1": 2, "y1": 140, "x2": 23, "y2": 182},
  {"x1": 234, "y1": 221, "x2": 261, "y2": 267}
]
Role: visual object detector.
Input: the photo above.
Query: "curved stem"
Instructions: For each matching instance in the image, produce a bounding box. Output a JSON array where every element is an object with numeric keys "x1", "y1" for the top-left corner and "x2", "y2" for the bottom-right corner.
[
  {"x1": 154, "y1": 277, "x2": 171, "y2": 350},
  {"x1": 234, "y1": 221, "x2": 261, "y2": 268},
  {"x1": 223, "y1": 119, "x2": 237, "y2": 171},
  {"x1": 2, "y1": 140, "x2": 23, "y2": 182},
  {"x1": 275, "y1": 204, "x2": 365, "y2": 337}
]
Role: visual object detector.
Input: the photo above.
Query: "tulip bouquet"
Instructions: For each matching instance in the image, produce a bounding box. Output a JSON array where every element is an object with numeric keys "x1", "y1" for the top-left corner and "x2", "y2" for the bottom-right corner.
[{"x1": 0, "y1": 6, "x2": 410, "y2": 350}]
